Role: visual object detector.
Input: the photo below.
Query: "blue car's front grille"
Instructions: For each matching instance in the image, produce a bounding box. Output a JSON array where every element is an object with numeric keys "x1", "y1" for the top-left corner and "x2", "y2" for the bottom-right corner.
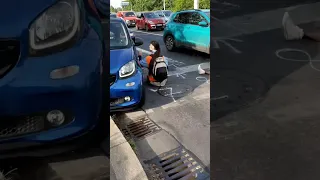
[
  {"x1": 110, "y1": 75, "x2": 116, "y2": 86},
  {"x1": 0, "y1": 111, "x2": 74, "y2": 140},
  {"x1": 0, "y1": 116, "x2": 45, "y2": 139},
  {"x1": 0, "y1": 39, "x2": 20, "y2": 79}
]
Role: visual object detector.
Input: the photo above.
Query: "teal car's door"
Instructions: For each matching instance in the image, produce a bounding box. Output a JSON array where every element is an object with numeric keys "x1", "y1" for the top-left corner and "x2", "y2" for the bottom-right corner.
[
  {"x1": 183, "y1": 12, "x2": 210, "y2": 53},
  {"x1": 171, "y1": 13, "x2": 189, "y2": 46}
]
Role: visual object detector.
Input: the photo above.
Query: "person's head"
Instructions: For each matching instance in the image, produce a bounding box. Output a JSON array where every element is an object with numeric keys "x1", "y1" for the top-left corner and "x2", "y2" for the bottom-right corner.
[{"x1": 149, "y1": 41, "x2": 160, "y2": 52}]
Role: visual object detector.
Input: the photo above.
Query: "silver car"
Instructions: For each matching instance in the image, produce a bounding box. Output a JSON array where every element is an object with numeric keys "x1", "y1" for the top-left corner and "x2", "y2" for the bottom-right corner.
[{"x1": 154, "y1": 10, "x2": 172, "y2": 23}]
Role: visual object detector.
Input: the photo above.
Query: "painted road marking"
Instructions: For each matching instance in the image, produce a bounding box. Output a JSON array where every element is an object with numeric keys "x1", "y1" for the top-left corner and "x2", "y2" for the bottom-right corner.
[{"x1": 132, "y1": 30, "x2": 163, "y2": 36}]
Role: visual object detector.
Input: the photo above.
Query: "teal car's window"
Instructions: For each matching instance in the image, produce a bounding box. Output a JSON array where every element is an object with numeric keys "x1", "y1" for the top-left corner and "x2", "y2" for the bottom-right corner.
[
  {"x1": 110, "y1": 22, "x2": 130, "y2": 49},
  {"x1": 189, "y1": 12, "x2": 208, "y2": 25},
  {"x1": 204, "y1": 12, "x2": 210, "y2": 18},
  {"x1": 173, "y1": 13, "x2": 189, "y2": 24}
]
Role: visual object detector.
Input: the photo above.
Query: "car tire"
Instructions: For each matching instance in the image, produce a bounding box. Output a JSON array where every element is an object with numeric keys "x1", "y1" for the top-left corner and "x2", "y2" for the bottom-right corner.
[
  {"x1": 165, "y1": 35, "x2": 176, "y2": 51},
  {"x1": 145, "y1": 24, "x2": 149, "y2": 32}
]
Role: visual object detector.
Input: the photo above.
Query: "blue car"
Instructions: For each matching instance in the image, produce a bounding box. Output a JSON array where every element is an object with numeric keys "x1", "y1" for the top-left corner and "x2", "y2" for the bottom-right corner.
[
  {"x1": 0, "y1": 0, "x2": 105, "y2": 159},
  {"x1": 110, "y1": 18, "x2": 145, "y2": 112}
]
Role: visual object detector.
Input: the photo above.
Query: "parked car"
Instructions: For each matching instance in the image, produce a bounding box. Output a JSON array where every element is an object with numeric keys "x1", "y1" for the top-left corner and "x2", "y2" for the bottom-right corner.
[
  {"x1": 136, "y1": 12, "x2": 166, "y2": 31},
  {"x1": 116, "y1": 11, "x2": 137, "y2": 27},
  {"x1": 0, "y1": 0, "x2": 105, "y2": 159},
  {"x1": 154, "y1": 10, "x2": 172, "y2": 23},
  {"x1": 110, "y1": 13, "x2": 117, "y2": 18},
  {"x1": 163, "y1": 9, "x2": 210, "y2": 54},
  {"x1": 110, "y1": 18, "x2": 145, "y2": 111}
]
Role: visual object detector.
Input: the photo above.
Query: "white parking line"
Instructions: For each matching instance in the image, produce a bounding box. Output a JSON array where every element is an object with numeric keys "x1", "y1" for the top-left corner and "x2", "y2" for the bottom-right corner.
[{"x1": 132, "y1": 30, "x2": 163, "y2": 36}]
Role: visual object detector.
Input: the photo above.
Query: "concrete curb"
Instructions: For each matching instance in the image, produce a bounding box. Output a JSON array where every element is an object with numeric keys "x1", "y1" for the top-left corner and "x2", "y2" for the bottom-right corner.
[{"x1": 110, "y1": 116, "x2": 148, "y2": 180}]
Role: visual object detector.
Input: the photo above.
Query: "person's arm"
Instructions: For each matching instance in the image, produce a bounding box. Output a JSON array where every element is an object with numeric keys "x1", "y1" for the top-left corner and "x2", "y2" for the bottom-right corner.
[{"x1": 139, "y1": 56, "x2": 152, "y2": 68}]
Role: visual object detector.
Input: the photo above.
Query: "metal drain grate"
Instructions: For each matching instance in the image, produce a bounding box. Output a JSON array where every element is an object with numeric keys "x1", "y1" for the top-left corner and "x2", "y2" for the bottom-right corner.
[
  {"x1": 145, "y1": 148, "x2": 209, "y2": 180},
  {"x1": 124, "y1": 117, "x2": 161, "y2": 139}
]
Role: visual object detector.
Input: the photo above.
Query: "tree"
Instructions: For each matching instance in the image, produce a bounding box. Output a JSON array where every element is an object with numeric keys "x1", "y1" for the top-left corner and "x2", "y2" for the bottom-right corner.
[{"x1": 112, "y1": 0, "x2": 209, "y2": 12}]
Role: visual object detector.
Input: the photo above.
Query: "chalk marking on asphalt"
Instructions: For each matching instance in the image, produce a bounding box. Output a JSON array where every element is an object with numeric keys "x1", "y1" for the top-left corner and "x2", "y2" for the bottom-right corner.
[
  {"x1": 137, "y1": 47, "x2": 210, "y2": 76},
  {"x1": 168, "y1": 63, "x2": 210, "y2": 76},
  {"x1": 193, "y1": 93, "x2": 210, "y2": 101},
  {"x1": 132, "y1": 30, "x2": 163, "y2": 36}
]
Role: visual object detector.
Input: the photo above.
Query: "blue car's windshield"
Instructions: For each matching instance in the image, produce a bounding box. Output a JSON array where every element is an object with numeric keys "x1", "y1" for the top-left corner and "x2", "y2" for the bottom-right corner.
[{"x1": 110, "y1": 21, "x2": 130, "y2": 50}]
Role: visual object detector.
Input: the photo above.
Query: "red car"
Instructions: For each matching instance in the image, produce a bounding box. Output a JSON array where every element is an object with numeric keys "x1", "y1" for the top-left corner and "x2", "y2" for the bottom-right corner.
[
  {"x1": 117, "y1": 11, "x2": 137, "y2": 27},
  {"x1": 135, "y1": 12, "x2": 166, "y2": 31}
]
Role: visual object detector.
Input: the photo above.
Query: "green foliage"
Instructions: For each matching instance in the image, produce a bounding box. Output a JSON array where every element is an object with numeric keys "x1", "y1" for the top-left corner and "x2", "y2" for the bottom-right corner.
[{"x1": 110, "y1": 0, "x2": 209, "y2": 12}]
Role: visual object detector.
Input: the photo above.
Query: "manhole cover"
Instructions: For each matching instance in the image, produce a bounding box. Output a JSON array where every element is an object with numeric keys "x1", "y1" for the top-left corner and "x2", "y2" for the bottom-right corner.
[
  {"x1": 145, "y1": 147, "x2": 209, "y2": 180},
  {"x1": 212, "y1": 69, "x2": 268, "y2": 119},
  {"x1": 124, "y1": 117, "x2": 161, "y2": 139},
  {"x1": 158, "y1": 84, "x2": 193, "y2": 98}
]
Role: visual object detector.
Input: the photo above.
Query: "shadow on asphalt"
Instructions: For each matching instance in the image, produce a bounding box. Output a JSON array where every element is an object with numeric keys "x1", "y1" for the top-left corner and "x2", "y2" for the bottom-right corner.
[
  {"x1": 212, "y1": 0, "x2": 319, "y2": 19},
  {"x1": 211, "y1": 22, "x2": 319, "y2": 121},
  {"x1": 211, "y1": 9, "x2": 320, "y2": 179}
]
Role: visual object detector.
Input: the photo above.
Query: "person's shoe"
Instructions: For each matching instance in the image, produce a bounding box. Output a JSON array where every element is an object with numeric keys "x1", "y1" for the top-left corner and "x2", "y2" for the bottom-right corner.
[{"x1": 282, "y1": 12, "x2": 304, "y2": 40}]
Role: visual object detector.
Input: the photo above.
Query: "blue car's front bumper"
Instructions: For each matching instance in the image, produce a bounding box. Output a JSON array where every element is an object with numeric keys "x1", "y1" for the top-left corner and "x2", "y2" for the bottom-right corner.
[
  {"x1": 0, "y1": 28, "x2": 103, "y2": 159},
  {"x1": 110, "y1": 69, "x2": 143, "y2": 112}
]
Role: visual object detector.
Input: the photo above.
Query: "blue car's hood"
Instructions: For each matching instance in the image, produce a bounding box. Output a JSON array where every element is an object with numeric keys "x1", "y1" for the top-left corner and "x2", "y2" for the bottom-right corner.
[
  {"x1": 0, "y1": 0, "x2": 57, "y2": 37},
  {"x1": 110, "y1": 48, "x2": 134, "y2": 74}
]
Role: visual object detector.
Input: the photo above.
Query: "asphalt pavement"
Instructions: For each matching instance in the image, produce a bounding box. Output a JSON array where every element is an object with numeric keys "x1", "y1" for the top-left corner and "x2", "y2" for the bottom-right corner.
[
  {"x1": 127, "y1": 27, "x2": 211, "y2": 169},
  {"x1": 0, "y1": 148, "x2": 110, "y2": 180},
  {"x1": 212, "y1": 1, "x2": 320, "y2": 180}
]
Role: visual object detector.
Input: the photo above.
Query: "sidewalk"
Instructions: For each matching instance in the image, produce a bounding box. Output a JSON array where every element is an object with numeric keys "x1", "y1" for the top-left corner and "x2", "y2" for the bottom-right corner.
[{"x1": 110, "y1": 116, "x2": 148, "y2": 180}]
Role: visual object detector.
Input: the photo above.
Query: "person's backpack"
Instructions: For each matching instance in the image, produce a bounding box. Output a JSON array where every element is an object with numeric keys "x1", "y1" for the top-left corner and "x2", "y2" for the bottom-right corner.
[{"x1": 151, "y1": 57, "x2": 168, "y2": 82}]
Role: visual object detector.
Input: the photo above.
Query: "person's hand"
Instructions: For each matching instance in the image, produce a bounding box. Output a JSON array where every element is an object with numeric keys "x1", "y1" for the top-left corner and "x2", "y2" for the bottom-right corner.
[{"x1": 138, "y1": 51, "x2": 142, "y2": 56}]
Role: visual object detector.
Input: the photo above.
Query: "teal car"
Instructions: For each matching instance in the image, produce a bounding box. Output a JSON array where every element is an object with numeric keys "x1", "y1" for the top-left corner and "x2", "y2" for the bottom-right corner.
[{"x1": 163, "y1": 9, "x2": 210, "y2": 54}]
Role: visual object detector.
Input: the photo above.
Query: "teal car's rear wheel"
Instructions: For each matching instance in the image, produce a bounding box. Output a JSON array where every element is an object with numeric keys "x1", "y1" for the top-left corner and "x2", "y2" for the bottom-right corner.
[{"x1": 165, "y1": 35, "x2": 176, "y2": 51}]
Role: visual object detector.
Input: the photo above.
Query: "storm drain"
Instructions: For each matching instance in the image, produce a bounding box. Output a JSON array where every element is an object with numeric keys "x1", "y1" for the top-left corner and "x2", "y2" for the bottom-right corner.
[
  {"x1": 145, "y1": 147, "x2": 209, "y2": 180},
  {"x1": 123, "y1": 117, "x2": 161, "y2": 139}
]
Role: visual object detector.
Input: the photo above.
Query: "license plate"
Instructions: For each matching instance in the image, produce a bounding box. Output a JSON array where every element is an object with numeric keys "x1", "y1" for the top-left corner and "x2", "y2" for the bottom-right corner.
[
  {"x1": 157, "y1": 24, "x2": 162, "y2": 26},
  {"x1": 132, "y1": 23, "x2": 135, "y2": 24}
]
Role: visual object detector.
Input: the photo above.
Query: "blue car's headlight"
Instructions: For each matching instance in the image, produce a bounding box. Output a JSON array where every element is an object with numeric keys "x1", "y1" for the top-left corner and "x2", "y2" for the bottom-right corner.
[
  {"x1": 119, "y1": 60, "x2": 136, "y2": 78},
  {"x1": 29, "y1": 0, "x2": 81, "y2": 55}
]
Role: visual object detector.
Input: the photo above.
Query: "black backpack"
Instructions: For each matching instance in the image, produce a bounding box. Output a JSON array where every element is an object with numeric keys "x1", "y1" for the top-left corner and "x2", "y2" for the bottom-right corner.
[{"x1": 149, "y1": 57, "x2": 168, "y2": 82}]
